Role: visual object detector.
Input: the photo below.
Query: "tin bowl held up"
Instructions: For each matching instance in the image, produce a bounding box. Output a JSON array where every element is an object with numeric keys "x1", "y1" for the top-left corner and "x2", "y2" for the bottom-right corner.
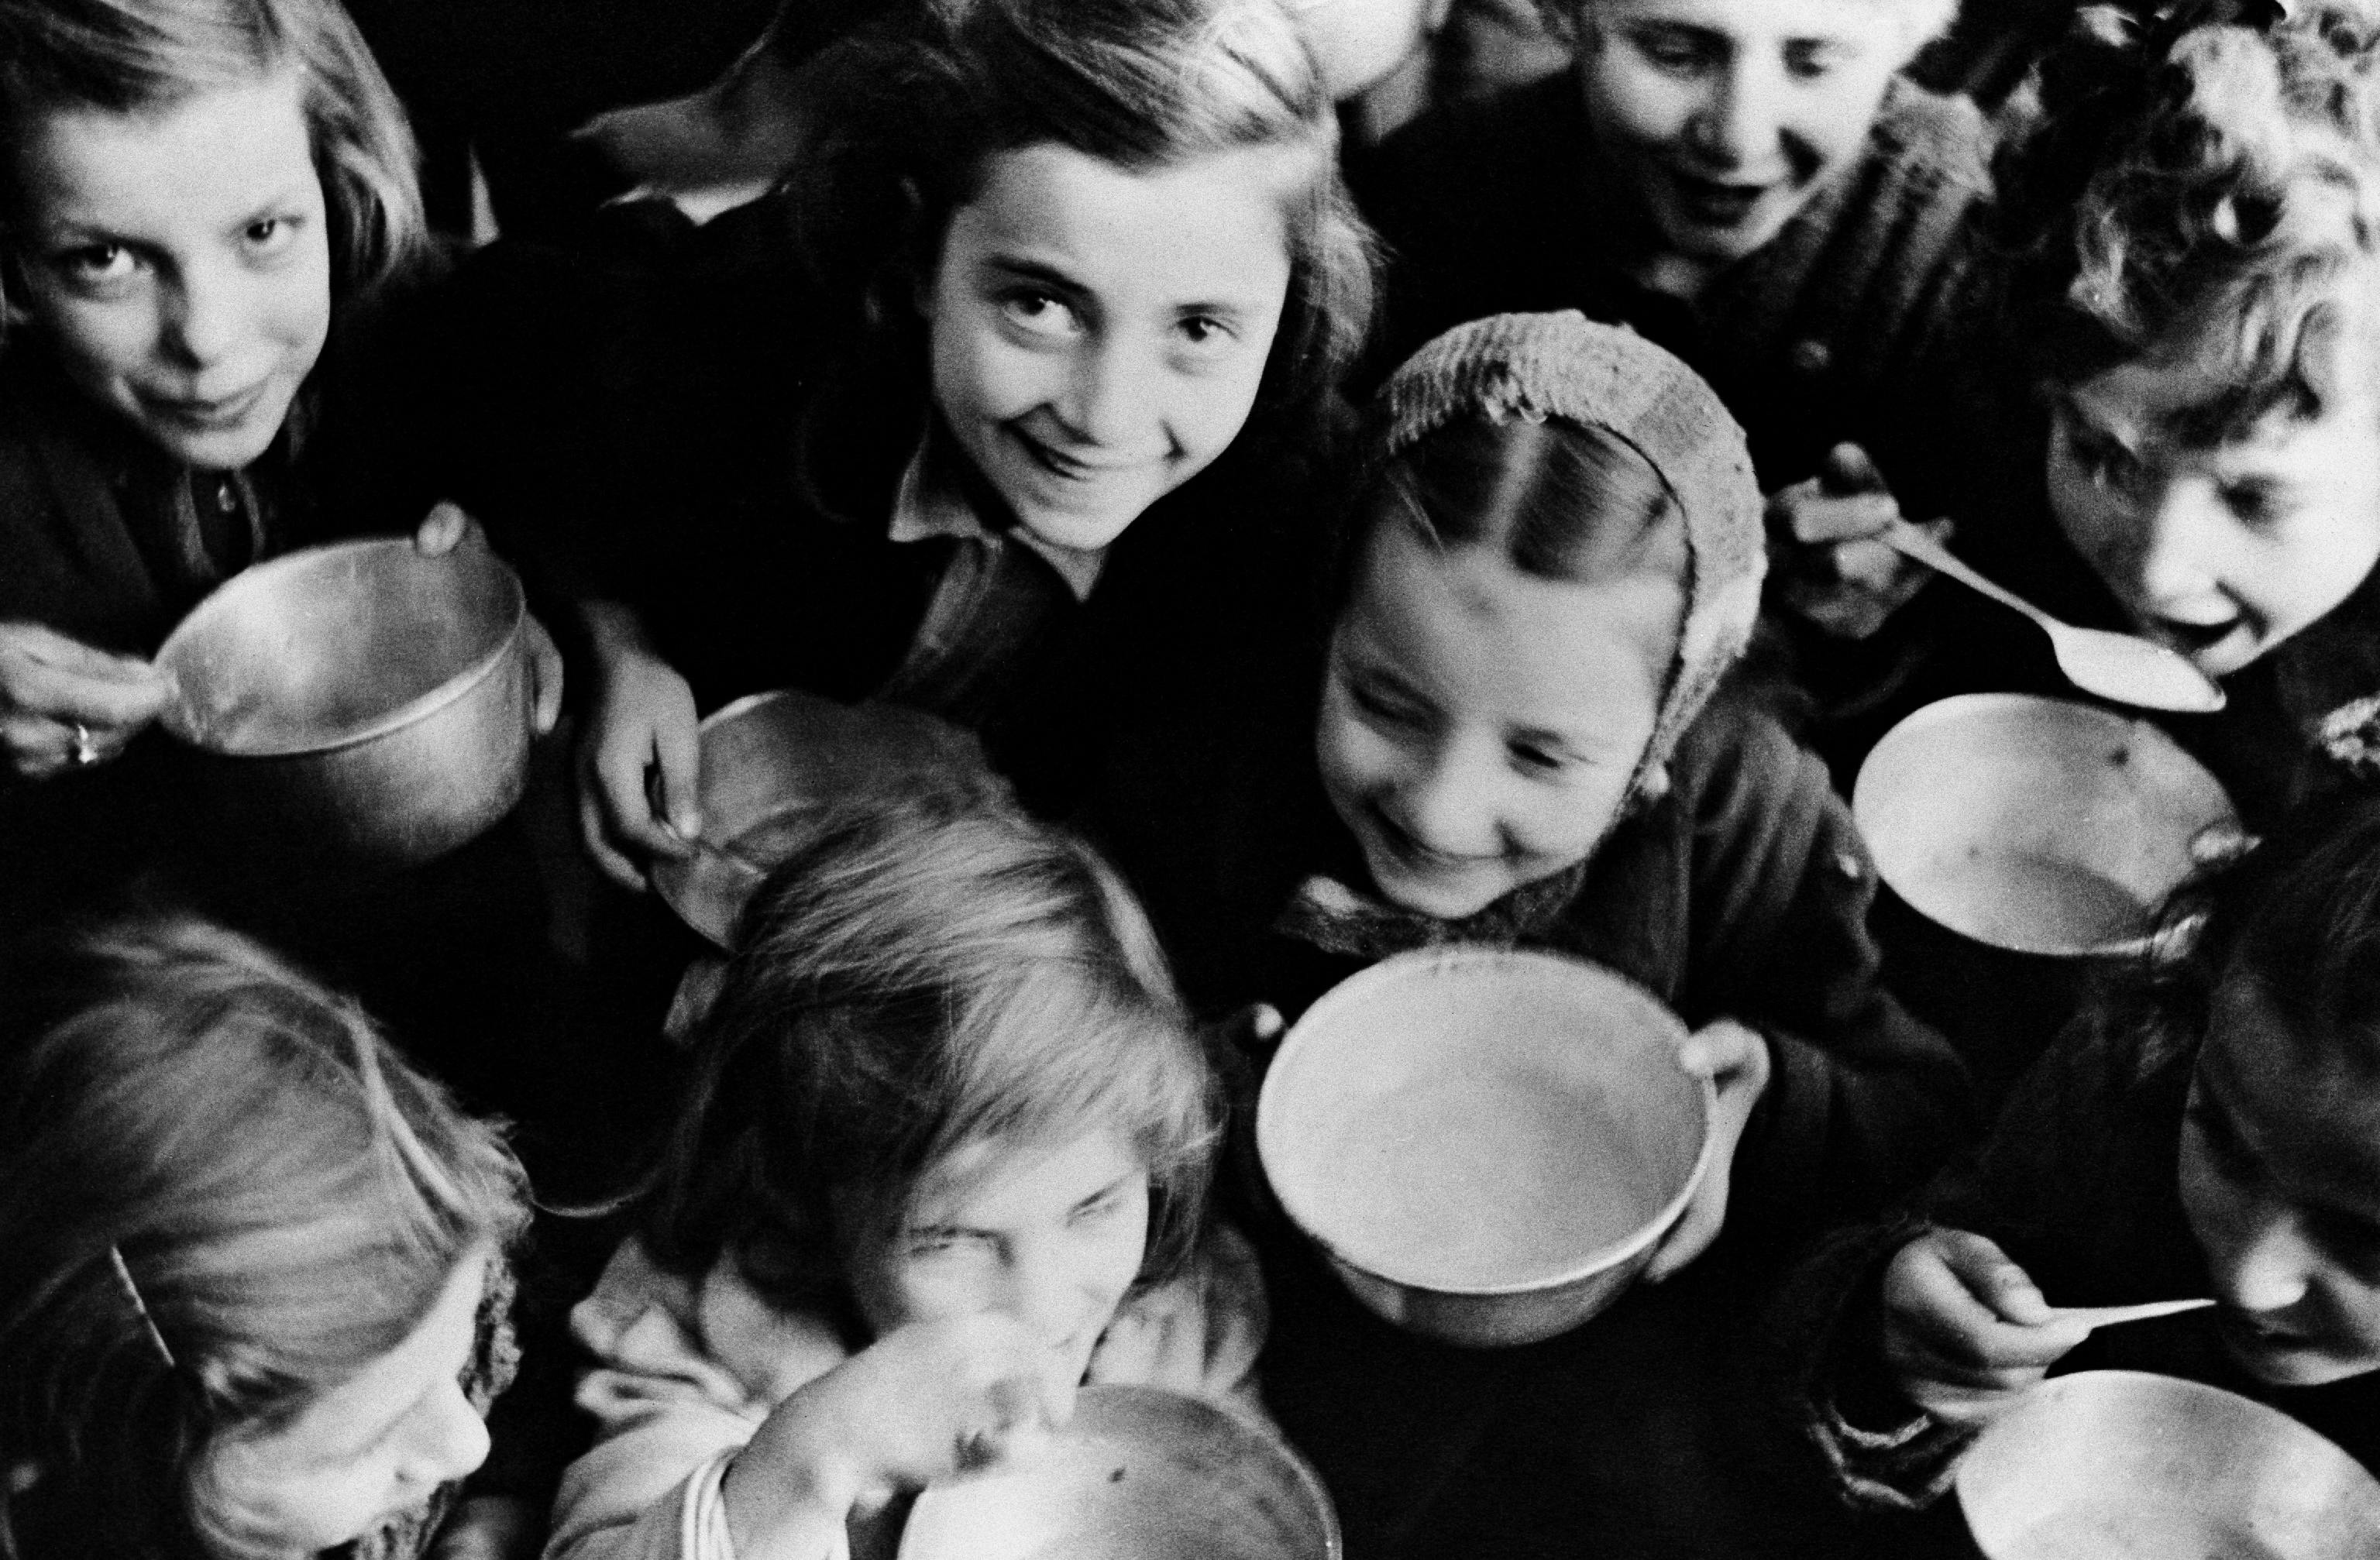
[
  {"x1": 156, "y1": 534, "x2": 532, "y2": 868},
  {"x1": 1257, "y1": 948, "x2": 1717, "y2": 1349}
]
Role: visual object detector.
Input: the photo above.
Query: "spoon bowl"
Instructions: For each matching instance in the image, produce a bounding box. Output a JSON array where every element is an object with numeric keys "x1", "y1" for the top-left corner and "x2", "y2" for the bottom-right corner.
[{"x1": 1880, "y1": 522, "x2": 2225, "y2": 714}]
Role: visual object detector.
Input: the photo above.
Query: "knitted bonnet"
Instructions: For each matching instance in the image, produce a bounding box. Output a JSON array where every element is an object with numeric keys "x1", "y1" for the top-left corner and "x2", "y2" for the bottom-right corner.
[{"x1": 1360, "y1": 310, "x2": 1768, "y2": 801}]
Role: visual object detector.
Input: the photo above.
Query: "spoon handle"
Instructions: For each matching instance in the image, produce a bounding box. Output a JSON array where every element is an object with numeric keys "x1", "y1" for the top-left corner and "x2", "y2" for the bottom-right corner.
[
  {"x1": 2049, "y1": 1297, "x2": 2217, "y2": 1330},
  {"x1": 1876, "y1": 521, "x2": 2057, "y2": 632}
]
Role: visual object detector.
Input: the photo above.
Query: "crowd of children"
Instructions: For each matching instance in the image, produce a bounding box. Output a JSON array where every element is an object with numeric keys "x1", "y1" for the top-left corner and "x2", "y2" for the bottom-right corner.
[{"x1": 5, "y1": 0, "x2": 2380, "y2": 1553}]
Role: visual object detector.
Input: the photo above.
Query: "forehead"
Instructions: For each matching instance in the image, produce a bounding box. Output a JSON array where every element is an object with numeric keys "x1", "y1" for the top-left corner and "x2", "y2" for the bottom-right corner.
[
  {"x1": 2062, "y1": 309, "x2": 2380, "y2": 452},
  {"x1": 1583, "y1": 0, "x2": 1907, "y2": 45},
  {"x1": 2200, "y1": 979, "x2": 2380, "y2": 1208},
  {"x1": 904, "y1": 1129, "x2": 1144, "y2": 1228},
  {"x1": 1344, "y1": 519, "x2": 1675, "y2": 731},
  {"x1": 944, "y1": 141, "x2": 1296, "y2": 304},
  {"x1": 15, "y1": 69, "x2": 314, "y2": 232}
]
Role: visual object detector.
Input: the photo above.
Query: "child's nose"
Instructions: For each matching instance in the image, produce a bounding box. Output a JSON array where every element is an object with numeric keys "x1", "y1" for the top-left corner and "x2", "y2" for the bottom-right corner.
[
  {"x1": 2131, "y1": 480, "x2": 2230, "y2": 606},
  {"x1": 1686, "y1": 60, "x2": 1782, "y2": 170},
  {"x1": 1056, "y1": 337, "x2": 1154, "y2": 452},
  {"x1": 158, "y1": 266, "x2": 249, "y2": 373},
  {"x1": 2220, "y1": 1209, "x2": 2317, "y2": 1316},
  {"x1": 1391, "y1": 743, "x2": 1492, "y2": 855},
  {"x1": 396, "y1": 1377, "x2": 492, "y2": 1489},
  {"x1": 996, "y1": 1252, "x2": 1089, "y2": 1347}
]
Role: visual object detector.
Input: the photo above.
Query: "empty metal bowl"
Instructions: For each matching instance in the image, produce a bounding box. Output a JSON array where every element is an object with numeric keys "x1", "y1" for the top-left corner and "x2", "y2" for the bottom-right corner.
[
  {"x1": 155, "y1": 535, "x2": 530, "y2": 867},
  {"x1": 899, "y1": 1385, "x2": 1340, "y2": 1560},
  {"x1": 1957, "y1": 1370, "x2": 2380, "y2": 1559},
  {"x1": 1854, "y1": 694, "x2": 2238, "y2": 958},
  {"x1": 651, "y1": 688, "x2": 995, "y2": 948},
  {"x1": 1257, "y1": 948, "x2": 1717, "y2": 1349}
]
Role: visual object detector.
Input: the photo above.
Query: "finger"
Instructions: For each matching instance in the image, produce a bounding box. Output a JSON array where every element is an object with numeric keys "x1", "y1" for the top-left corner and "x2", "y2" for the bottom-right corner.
[
  {"x1": 412, "y1": 502, "x2": 473, "y2": 556},
  {"x1": 1086, "y1": 1311, "x2": 1160, "y2": 1386},
  {"x1": 576, "y1": 764, "x2": 653, "y2": 891},
  {"x1": 2, "y1": 716, "x2": 70, "y2": 781},
  {"x1": 1642, "y1": 1180, "x2": 1723, "y2": 1283},
  {"x1": 1246, "y1": 1003, "x2": 1285, "y2": 1046},
  {"x1": 2, "y1": 646, "x2": 168, "y2": 728},
  {"x1": 1935, "y1": 1234, "x2": 2055, "y2": 1327},
  {"x1": 524, "y1": 618, "x2": 566, "y2": 734},
  {"x1": 600, "y1": 733, "x2": 691, "y2": 861},
  {"x1": 651, "y1": 706, "x2": 703, "y2": 844},
  {"x1": 2, "y1": 623, "x2": 158, "y2": 682},
  {"x1": 1787, "y1": 490, "x2": 1903, "y2": 545},
  {"x1": 1821, "y1": 442, "x2": 1884, "y2": 494}
]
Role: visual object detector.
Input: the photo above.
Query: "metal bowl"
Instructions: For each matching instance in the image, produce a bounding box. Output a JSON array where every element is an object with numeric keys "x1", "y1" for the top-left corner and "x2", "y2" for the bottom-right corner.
[
  {"x1": 899, "y1": 1385, "x2": 1341, "y2": 1560},
  {"x1": 1257, "y1": 948, "x2": 1717, "y2": 1349},
  {"x1": 1957, "y1": 1371, "x2": 2380, "y2": 1560},
  {"x1": 156, "y1": 536, "x2": 529, "y2": 868},
  {"x1": 650, "y1": 688, "x2": 993, "y2": 949},
  {"x1": 1853, "y1": 695, "x2": 2238, "y2": 958}
]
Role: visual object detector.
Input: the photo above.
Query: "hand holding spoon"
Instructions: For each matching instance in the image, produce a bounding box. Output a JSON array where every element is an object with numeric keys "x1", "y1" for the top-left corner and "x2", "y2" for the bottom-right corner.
[{"x1": 1878, "y1": 521, "x2": 2227, "y2": 714}]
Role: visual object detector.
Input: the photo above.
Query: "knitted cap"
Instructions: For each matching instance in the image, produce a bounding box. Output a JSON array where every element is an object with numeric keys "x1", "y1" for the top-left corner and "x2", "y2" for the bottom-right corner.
[{"x1": 1362, "y1": 311, "x2": 1767, "y2": 794}]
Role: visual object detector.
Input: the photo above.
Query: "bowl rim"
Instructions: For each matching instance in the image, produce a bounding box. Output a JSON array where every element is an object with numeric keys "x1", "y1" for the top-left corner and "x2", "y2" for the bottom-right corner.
[
  {"x1": 898, "y1": 1383, "x2": 1343, "y2": 1560},
  {"x1": 1953, "y1": 1368, "x2": 2378, "y2": 1527},
  {"x1": 1256, "y1": 947, "x2": 1720, "y2": 1297},
  {"x1": 1851, "y1": 692, "x2": 2237, "y2": 960},
  {"x1": 156, "y1": 537, "x2": 526, "y2": 758}
]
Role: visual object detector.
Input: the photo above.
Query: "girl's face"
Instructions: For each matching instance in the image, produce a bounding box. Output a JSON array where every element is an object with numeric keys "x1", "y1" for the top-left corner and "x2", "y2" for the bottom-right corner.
[
  {"x1": 2179, "y1": 979, "x2": 2380, "y2": 1388},
  {"x1": 841, "y1": 1129, "x2": 1150, "y2": 1392},
  {"x1": 1316, "y1": 518, "x2": 1677, "y2": 920},
  {"x1": 2048, "y1": 336, "x2": 2380, "y2": 679},
  {"x1": 13, "y1": 70, "x2": 332, "y2": 471},
  {"x1": 204, "y1": 1250, "x2": 492, "y2": 1555},
  {"x1": 919, "y1": 143, "x2": 1295, "y2": 558},
  {"x1": 1577, "y1": 0, "x2": 1909, "y2": 286}
]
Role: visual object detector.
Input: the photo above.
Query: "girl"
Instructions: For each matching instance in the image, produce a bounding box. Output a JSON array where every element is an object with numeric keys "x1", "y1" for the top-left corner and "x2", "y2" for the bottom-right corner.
[
  {"x1": 1785, "y1": 789, "x2": 2380, "y2": 1514},
  {"x1": 494, "y1": 0, "x2": 1374, "y2": 886},
  {"x1": 0, "y1": 0, "x2": 566, "y2": 1118},
  {"x1": 1087, "y1": 311, "x2": 1968, "y2": 1558},
  {"x1": 0, "y1": 915, "x2": 531, "y2": 1560},
  {"x1": 547, "y1": 791, "x2": 1261, "y2": 1560}
]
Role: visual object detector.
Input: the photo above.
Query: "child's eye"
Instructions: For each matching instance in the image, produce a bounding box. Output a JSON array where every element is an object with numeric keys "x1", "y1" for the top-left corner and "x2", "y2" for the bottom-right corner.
[
  {"x1": 2186, "y1": 1096, "x2": 2261, "y2": 1181},
  {"x1": 1000, "y1": 290, "x2": 1081, "y2": 338},
  {"x1": 1070, "y1": 1192, "x2": 1123, "y2": 1225},
  {"x1": 2065, "y1": 427, "x2": 2144, "y2": 494},
  {"x1": 1632, "y1": 28, "x2": 1718, "y2": 74},
  {"x1": 51, "y1": 242, "x2": 139, "y2": 287},
  {"x1": 1508, "y1": 740, "x2": 1571, "y2": 776},
  {"x1": 242, "y1": 215, "x2": 303, "y2": 256},
  {"x1": 1783, "y1": 40, "x2": 1845, "y2": 79},
  {"x1": 2220, "y1": 479, "x2": 2286, "y2": 528},
  {"x1": 1173, "y1": 314, "x2": 1239, "y2": 356},
  {"x1": 1348, "y1": 676, "x2": 1426, "y2": 730}
]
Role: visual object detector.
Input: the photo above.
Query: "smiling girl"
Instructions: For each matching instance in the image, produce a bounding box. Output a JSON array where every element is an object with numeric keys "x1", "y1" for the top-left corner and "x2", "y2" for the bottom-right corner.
[
  {"x1": 547, "y1": 791, "x2": 1257, "y2": 1560},
  {"x1": 0, "y1": 916, "x2": 529, "y2": 1560},
  {"x1": 477, "y1": 0, "x2": 1373, "y2": 891}
]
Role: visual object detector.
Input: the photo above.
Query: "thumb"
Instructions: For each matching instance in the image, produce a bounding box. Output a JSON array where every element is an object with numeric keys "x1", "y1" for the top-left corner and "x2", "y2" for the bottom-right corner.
[
  {"x1": 1821, "y1": 442, "x2": 1884, "y2": 496},
  {"x1": 652, "y1": 705, "x2": 703, "y2": 841},
  {"x1": 1937, "y1": 1233, "x2": 2054, "y2": 1327}
]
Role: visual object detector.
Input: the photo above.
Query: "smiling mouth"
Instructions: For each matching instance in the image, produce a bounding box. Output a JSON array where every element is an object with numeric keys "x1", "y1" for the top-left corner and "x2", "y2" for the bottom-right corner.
[
  {"x1": 1009, "y1": 427, "x2": 1155, "y2": 483},
  {"x1": 1668, "y1": 173, "x2": 1773, "y2": 225},
  {"x1": 1370, "y1": 809, "x2": 1494, "y2": 873},
  {"x1": 146, "y1": 381, "x2": 269, "y2": 431}
]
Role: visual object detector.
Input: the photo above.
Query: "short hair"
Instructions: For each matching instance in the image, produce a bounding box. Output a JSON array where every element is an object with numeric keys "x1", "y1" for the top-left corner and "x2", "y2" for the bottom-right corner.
[
  {"x1": 1553, "y1": 0, "x2": 1956, "y2": 65},
  {"x1": 1996, "y1": 0, "x2": 2380, "y2": 440},
  {"x1": 0, "y1": 0, "x2": 429, "y2": 316},
  {"x1": 0, "y1": 916, "x2": 526, "y2": 1560},
  {"x1": 782, "y1": 0, "x2": 1375, "y2": 456},
  {"x1": 635, "y1": 789, "x2": 1219, "y2": 1318}
]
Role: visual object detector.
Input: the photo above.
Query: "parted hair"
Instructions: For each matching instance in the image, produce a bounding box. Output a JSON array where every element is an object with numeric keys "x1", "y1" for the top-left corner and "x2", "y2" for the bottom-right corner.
[
  {"x1": 636, "y1": 788, "x2": 1219, "y2": 1318},
  {"x1": 1997, "y1": 0, "x2": 2380, "y2": 438},
  {"x1": 782, "y1": 0, "x2": 1374, "y2": 455},
  {"x1": 0, "y1": 0, "x2": 428, "y2": 318},
  {"x1": 0, "y1": 916, "x2": 525, "y2": 1560}
]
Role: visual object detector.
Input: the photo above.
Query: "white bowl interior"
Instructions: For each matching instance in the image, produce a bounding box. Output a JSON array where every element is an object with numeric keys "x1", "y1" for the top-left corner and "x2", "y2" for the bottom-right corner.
[
  {"x1": 899, "y1": 1386, "x2": 1339, "y2": 1560},
  {"x1": 1957, "y1": 1372, "x2": 2380, "y2": 1560},
  {"x1": 1853, "y1": 696, "x2": 2237, "y2": 957},
  {"x1": 1258, "y1": 950, "x2": 1709, "y2": 1294}
]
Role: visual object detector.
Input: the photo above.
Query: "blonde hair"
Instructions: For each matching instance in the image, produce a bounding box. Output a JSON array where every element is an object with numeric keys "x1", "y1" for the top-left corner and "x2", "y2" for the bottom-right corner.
[
  {"x1": 0, "y1": 0, "x2": 428, "y2": 322},
  {"x1": 0, "y1": 916, "x2": 525, "y2": 1560},
  {"x1": 637, "y1": 788, "x2": 1219, "y2": 1319},
  {"x1": 1999, "y1": 0, "x2": 2380, "y2": 436}
]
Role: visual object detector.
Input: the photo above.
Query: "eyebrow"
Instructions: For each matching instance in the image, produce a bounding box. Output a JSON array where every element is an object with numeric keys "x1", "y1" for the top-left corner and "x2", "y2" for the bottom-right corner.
[{"x1": 979, "y1": 254, "x2": 1084, "y2": 296}]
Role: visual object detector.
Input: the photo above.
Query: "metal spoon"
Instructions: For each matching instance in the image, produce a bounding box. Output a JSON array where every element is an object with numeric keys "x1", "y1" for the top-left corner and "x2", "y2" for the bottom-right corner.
[
  {"x1": 1878, "y1": 521, "x2": 2227, "y2": 714},
  {"x1": 2047, "y1": 1297, "x2": 2217, "y2": 1331}
]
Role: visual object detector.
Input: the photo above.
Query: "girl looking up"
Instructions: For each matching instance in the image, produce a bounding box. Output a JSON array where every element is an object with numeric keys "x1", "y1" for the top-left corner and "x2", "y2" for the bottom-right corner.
[
  {"x1": 487, "y1": 0, "x2": 1374, "y2": 885},
  {"x1": 548, "y1": 792, "x2": 1261, "y2": 1560},
  {"x1": 0, "y1": 916, "x2": 529, "y2": 1560}
]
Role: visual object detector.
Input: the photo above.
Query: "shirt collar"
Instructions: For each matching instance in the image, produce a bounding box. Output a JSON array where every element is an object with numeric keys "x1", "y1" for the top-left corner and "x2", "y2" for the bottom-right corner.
[{"x1": 886, "y1": 441, "x2": 1106, "y2": 602}]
